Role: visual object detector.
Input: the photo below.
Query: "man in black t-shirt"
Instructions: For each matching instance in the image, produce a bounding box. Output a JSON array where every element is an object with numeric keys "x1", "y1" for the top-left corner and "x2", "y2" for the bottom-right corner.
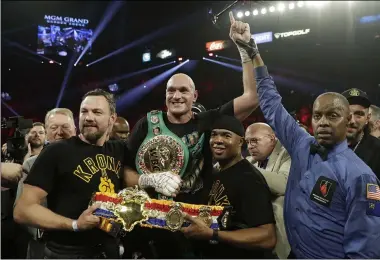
[
  {"x1": 14, "y1": 89, "x2": 133, "y2": 258},
  {"x1": 123, "y1": 70, "x2": 259, "y2": 257},
  {"x1": 181, "y1": 115, "x2": 276, "y2": 259},
  {"x1": 123, "y1": 16, "x2": 261, "y2": 257},
  {"x1": 342, "y1": 88, "x2": 380, "y2": 179}
]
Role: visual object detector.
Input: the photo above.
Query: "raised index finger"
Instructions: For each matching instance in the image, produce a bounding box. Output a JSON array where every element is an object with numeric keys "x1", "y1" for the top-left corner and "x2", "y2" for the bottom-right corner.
[{"x1": 229, "y1": 11, "x2": 235, "y2": 24}]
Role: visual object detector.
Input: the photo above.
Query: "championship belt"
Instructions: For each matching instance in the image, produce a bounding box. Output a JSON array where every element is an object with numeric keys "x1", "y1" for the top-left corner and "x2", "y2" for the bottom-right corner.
[
  {"x1": 136, "y1": 110, "x2": 190, "y2": 199},
  {"x1": 91, "y1": 186, "x2": 231, "y2": 237}
]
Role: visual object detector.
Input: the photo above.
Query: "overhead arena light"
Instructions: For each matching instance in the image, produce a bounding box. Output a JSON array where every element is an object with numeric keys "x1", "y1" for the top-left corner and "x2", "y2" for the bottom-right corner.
[
  {"x1": 108, "y1": 83, "x2": 119, "y2": 92},
  {"x1": 278, "y1": 3, "x2": 286, "y2": 12},
  {"x1": 58, "y1": 50, "x2": 68, "y2": 57},
  {"x1": 142, "y1": 52, "x2": 151, "y2": 62},
  {"x1": 157, "y1": 49, "x2": 173, "y2": 59},
  {"x1": 238, "y1": 1, "x2": 334, "y2": 19}
]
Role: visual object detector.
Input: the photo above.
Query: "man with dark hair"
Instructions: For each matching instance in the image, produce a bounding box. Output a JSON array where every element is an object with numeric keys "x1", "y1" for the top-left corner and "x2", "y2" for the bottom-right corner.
[
  {"x1": 83, "y1": 88, "x2": 117, "y2": 115},
  {"x1": 228, "y1": 12, "x2": 380, "y2": 258},
  {"x1": 23, "y1": 122, "x2": 46, "y2": 162},
  {"x1": 342, "y1": 88, "x2": 380, "y2": 179},
  {"x1": 182, "y1": 115, "x2": 276, "y2": 259},
  {"x1": 14, "y1": 89, "x2": 133, "y2": 258},
  {"x1": 369, "y1": 104, "x2": 380, "y2": 138}
]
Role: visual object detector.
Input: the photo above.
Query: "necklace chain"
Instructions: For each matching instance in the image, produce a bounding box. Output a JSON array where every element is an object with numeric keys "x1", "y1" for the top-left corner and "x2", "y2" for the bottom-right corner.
[{"x1": 353, "y1": 132, "x2": 364, "y2": 152}]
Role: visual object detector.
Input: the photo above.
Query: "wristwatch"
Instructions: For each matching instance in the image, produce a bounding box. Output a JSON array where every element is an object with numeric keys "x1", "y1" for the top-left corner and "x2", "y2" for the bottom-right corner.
[{"x1": 209, "y1": 229, "x2": 219, "y2": 244}]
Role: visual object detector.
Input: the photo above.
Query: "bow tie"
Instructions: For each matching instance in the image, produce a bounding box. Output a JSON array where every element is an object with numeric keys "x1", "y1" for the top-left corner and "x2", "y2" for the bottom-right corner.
[{"x1": 310, "y1": 143, "x2": 329, "y2": 161}]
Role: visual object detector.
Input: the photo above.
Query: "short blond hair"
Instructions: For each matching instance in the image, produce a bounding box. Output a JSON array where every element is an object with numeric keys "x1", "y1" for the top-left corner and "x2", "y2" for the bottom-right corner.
[{"x1": 45, "y1": 108, "x2": 74, "y2": 127}]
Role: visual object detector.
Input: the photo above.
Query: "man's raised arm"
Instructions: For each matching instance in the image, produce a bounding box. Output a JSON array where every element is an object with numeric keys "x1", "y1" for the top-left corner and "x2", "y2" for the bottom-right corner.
[
  {"x1": 253, "y1": 55, "x2": 310, "y2": 154},
  {"x1": 229, "y1": 12, "x2": 309, "y2": 154},
  {"x1": 228, "y1": 12, "x2": 259, "y2": 121}
]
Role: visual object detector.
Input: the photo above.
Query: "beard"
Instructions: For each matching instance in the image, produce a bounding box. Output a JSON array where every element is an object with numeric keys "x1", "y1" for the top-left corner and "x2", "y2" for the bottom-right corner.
[
  {"x1": 28, "y1": 137, "x2": 43, "y2": 149},
  {"x1": 347, "y1": 124, "x2": 364, "y2": 141},
  {"x1": 80, "y1": 126, "x2": 105, "y2": 144}
]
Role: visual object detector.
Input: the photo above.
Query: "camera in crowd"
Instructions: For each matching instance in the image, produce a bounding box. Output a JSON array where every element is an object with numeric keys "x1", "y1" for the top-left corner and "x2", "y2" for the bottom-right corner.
[{"x1": 1, "y1": 116, "x2": 33, "y2": 164}]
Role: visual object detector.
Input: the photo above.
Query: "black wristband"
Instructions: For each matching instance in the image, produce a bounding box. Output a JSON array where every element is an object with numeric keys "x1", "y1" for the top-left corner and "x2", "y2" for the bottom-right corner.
[
  {"x1": 209, "y1": 229, "x2": 219, "y2": 244},
  {"x1": 236, "y1": 38, "x2": 259, "y2": 59}
]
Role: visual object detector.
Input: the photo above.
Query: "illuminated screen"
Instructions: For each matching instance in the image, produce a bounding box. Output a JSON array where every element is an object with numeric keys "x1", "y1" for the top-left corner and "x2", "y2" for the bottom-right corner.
[{"x1": 37, "y1": 25, "x2": 93, "y2": 55}]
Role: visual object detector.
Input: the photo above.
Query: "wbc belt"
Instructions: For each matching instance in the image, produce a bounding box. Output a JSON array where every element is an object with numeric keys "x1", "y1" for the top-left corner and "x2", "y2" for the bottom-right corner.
[
  {"x1": 136, "y1": 110, "x2": 190, "y2": 177},
  {"x1": 91, "y1": 186, "x2": 231, "y2": 237}
]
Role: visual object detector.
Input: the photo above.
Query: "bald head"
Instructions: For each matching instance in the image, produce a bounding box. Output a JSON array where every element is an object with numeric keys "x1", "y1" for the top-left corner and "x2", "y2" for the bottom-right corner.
[
  {"x1": 314, "y1": 92, "x2": 350, "y2": 116},
  {"x1": 167, "y1": 73, "x2": 195, "y2": 91},
  {"x1": 165, "y1": 73, "x2": 198, "y2": 119},
  {"x1": 246, "y1": 123, "x2": 274, "y2": 136},
  {"x1": 110, "y1": 116, "x2": 130, "y2": 141},
  {"x1": 245, "y1": 123, "x2": 277, "y2": 161},
  {"x1": 115, "y1": 117, "x2": 129, "y2": 126},
  {"x1": 312, "y1": 92, "x2": 351, "y2": 147}
]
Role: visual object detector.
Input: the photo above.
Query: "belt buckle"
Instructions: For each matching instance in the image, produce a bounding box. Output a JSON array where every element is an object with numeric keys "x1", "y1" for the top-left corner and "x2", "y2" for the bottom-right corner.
[
  {"x1": 199, "y1": 206, "x2": 212, "y2": 227},
  {"x1": 166, "y1": 203, "x2": 184, "y2": 232}
]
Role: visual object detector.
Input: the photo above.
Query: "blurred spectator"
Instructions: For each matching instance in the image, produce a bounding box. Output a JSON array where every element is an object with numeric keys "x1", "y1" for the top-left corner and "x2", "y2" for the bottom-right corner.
[
  {"x1": 369, "y1": 105, "x2": 380, "y2": 138},
  {"x1": 245, "y1": 123, "x2": 291, "y2": 259},
  {"x1": 342, "y1": 88, "x2": 380, "y2": 179}
]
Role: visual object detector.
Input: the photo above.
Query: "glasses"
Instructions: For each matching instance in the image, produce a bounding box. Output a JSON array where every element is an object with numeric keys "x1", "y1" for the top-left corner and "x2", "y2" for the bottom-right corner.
[{"x1": 245, "y1": 135, "x2": 272, "y2": 146}]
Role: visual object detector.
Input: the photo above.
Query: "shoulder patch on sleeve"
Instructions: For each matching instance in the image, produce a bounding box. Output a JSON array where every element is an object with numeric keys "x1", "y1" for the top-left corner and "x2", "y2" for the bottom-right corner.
[{"x1": 367, "y1": 184, "x2": 380, "y2": 201}]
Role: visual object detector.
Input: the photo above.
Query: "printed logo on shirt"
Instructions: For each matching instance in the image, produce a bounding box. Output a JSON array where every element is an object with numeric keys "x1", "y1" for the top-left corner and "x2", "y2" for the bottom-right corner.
[
  {"x1": 367, "y1": 201, "x2": 380, "y2": 217},
  {"x1": 181, "y1": 131, "x2": 200, "y2": 148},
  {"x1": 366, "y1": 183, "x2": 380, "y2": 201},
  {"x1": 73, "y1": 154, "x2": 122, "y2": 193},
  {"x1": 208, "y1": 180, "x2": 231, "y2": 206},
  {"x1": 320, "y1": 180, "x2": 332, "y2": 197},
  {"x1": 310, "y1": 176, "x2": 337, "y2": 207}
]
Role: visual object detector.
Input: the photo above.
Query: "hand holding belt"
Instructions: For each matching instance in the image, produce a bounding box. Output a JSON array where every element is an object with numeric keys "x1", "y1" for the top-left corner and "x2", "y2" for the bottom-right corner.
[
  {"x1": 90, "y1": 186, "x2": 231, "y2": 237},
  {"x1": 141, "y1": 199, "x2": 230, "y2": 232}
]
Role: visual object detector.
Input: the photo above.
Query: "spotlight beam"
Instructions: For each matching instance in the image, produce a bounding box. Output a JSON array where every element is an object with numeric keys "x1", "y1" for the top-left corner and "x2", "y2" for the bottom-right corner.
[
  {"x1": 87, "y1": 10, "x2": 202, "y2": 67},
  {"x1": 99, "y1": 61, "x2": 176, "y2": 87},
  {"x1": 1, "y1": 101, "x2": 20, "y2": 116},
  {"x1": 74, "y1": 1, "x2": 124, "y2": 66},
  {"x1": 203, "y1": 58, "x2": 321, "y2": 94},
  {"x1": 1, "y1": 24, "x2": 36, "y2": 35},
  {"x1": 116, "y1": 60, "x2": 189, "y2": 111},
  {"x1": 203, "y1": 57, "x2": 242, "y2": 72},
  {"x1": 214, "y1": 55, "x2": 241, "y2": 63},
  {"x1": 3, "y1": 38, "x2": 60, "y2": 64},
  {"x1": 8, "y1": 50, "x2": 43, "y2": 64},
  {"x1": 56, "y1": 53, "x2": 78, "y2": 107}
]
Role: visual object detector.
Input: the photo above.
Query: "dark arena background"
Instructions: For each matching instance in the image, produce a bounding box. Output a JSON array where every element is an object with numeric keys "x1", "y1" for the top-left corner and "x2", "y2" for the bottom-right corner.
[
  {"x1": 2, "y1": 1, "x2": 380, "y2": 136},
  {"x1": 2, "y1": 1, "x2": 380, "y2": 259}
]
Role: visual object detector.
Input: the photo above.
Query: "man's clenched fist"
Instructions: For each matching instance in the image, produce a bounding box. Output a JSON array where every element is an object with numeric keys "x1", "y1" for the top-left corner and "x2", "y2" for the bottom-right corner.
[
  {"x1": 1, "y1": 162, "x2": 23, "y2": 183},
  {"x1": 138, "y1": 171, "x2": 182, "y2": 197}
]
